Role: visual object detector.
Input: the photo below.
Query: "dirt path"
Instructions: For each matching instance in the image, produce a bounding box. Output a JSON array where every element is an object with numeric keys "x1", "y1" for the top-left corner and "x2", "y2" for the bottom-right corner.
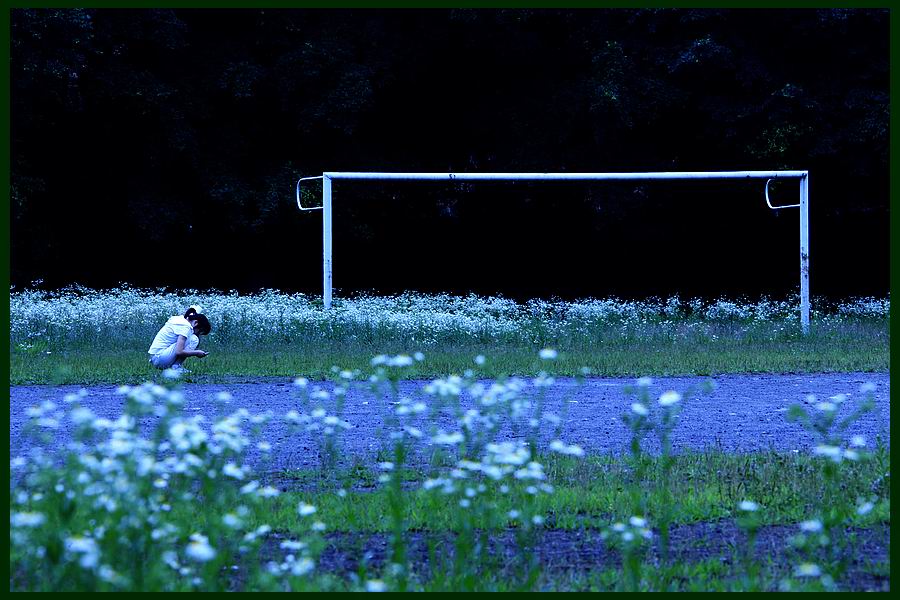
[
  {"x1": 9, "y1": 372, "x2": 890, "y2": 471},
  {"x1": 9, "y1": 373, "x2": 891, "y2": 591},
  {"x1": 301, "y1": 522, "x2": 890, "y2": 591}
]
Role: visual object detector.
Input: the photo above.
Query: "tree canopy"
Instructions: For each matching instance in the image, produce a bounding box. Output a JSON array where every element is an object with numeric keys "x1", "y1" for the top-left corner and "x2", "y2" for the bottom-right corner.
[{"x1": 11, "y1": 8, "x2": 889, "y2": 298}]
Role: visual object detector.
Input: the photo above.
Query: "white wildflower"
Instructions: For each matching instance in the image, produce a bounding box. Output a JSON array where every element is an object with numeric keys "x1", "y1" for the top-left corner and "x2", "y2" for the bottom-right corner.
[
  {"x1": 222, "y1": 514, "x2": 243, "y2": 529},
  {"x1": 857, "y1": 501, "x2": 875, "y2": 516},
  {"x1": 549, "y1": 439, "x2": 585, "y2": 457},
  {"x1": 10, "y1": 512, "x2": 46, "y2": 528},
  {"x1": 186, "y1": 534, "x2": 216, "y2": 562},
  {"x1": 222, "y1": 463, "x2": 245, "y2": 480},
  {"x1": 813, "y1": 445, "x2": 842, "y2": 462},
  {"x1": 291, "y1": 557, "x2": 315, "y2": 576},
  {"x1": 799, "y1": 519, "x2": 822, "y2": 533},
  {"x1": 658, "y1": 391, "x2": 682, "y2": 407},
  {"x1": 258, "y1": 486, "x2": 280, "y2": 498},
  {"x1": 432, "y1": 431, "x2": 464, "y2": 445},
  {"x1": 66, "y1": 536, "x2": 100, "y2": 569},
  {"x1": 98, "y1": 565, "x2": 119, "y2": 583},
  {"x1": 70, "y1": 406, "x2": 96, "y2": 425},
  {"x1": 280, "y1": 540, "x2": 307, "y2": 551},
  {"x1": 387, "y1": 355, "x2": 413, "y2": 367},
  {"x1": 794, "y1": 563, "x2": 822, "y2": 578}
]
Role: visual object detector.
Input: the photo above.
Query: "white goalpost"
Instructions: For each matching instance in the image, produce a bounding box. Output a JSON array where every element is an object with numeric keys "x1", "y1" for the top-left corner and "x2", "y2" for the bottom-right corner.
[{"x1": 296, "y1": 171, "x2": 810, "y2": 333}]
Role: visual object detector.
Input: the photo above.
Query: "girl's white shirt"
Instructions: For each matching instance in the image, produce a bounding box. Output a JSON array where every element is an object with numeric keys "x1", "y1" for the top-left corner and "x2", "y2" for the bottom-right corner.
[{"x1": 148, "y1": 316, "x2": 194, "y2": 355}]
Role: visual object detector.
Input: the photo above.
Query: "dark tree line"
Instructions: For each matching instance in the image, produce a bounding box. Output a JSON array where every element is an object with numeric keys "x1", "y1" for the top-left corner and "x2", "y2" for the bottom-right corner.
[{"x1": 11, "y1": 9, "x2": 889, "y2": 299}]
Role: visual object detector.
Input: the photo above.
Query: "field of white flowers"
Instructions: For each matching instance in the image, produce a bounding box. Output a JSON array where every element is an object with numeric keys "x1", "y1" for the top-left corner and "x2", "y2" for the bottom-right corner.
[
  {"x1": 9, "y1": 285, "x2": 890, "y2": 351},
  {"x1": 9, "y1": 289, "x2": 890, "y2": 590},
  {"x1": 10, "y1": 352, "x2": 888, "y2": 591}
]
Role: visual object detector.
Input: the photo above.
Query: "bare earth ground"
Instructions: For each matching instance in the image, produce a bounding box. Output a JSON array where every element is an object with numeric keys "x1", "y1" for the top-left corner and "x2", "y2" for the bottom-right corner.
[
  {"x1": 297, "y1": 522, "x2": 890, "y2": 591},
  {"x1": 9, "y1": 372, "x2": 890, "y2": 470},
  {"x1": 9, "y1": 373, "x2": 890, "y2": 591}
]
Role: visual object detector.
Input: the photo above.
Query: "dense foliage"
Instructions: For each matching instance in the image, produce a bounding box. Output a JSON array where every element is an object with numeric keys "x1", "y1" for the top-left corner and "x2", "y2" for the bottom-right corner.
[
  {"x1": 10, "y1": 285, "x2": 890, "y2": 352},
  {"x1": 11, "y1": 9, "x2": 888, "y2": 298}
]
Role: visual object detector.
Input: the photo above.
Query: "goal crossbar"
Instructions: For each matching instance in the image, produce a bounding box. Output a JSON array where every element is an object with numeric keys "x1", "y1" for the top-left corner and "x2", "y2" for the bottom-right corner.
[
  {"x1": 324, "y1": 170, "x2": 808, "y2": 181},
  {"x1": 297, "y1": 171, "x2": 810, "y2": 332}
]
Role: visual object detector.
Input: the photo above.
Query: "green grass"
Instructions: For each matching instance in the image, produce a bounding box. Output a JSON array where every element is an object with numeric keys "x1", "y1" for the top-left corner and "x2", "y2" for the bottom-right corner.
[
  {"x1": 9, "y1": 330, "x2": 889, "y2": 385},
  {"x1": 9, "y1": 287, "x2": 890, "y2": 590},
  {"x1": 9, "y1": 287, "x2": 889, "y2": 384},
  {"x1": 251, "y1": 449, "x2": 891, "y2": 534},
  {"x1": 33, "y1": 448, "x2": 888, "y2": 590},
  {"x1": 545, "y1": 558, "x2": 870, "y2": 592},
  {"x1": 11, "y1": 367, "x2": 889, "y2": 591},
  {"x1": 254, "y1": 448, "x2": 891, "y2": 591}
]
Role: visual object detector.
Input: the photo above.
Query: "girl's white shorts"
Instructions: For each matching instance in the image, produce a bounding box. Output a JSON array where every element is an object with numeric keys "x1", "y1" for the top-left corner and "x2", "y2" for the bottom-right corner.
[{"x1": 149, "y1": 335, "x2": 200, "y2": 369}]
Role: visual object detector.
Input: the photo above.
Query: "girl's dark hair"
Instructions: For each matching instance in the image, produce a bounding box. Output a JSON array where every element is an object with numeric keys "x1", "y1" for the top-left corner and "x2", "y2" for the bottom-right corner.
[{"x1": 183, "y1": 307, "x2": 211, "y2": 335}]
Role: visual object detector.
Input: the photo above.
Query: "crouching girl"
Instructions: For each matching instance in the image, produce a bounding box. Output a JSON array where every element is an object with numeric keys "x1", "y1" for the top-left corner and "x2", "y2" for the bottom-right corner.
[{"x1": 148, "y1": 306, "x2": 211, "y2": 372}]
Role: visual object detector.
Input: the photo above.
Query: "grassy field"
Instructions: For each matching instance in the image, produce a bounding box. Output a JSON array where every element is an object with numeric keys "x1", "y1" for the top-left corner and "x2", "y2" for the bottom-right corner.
[
  {"x1": 9, "y1": 288, "x2": 890, "y2": 590},
  {"x1": 9, "y1": 287, "x2": 890, "y2": 384},
  {"x1": 268, "y1": 449, "x2": 891, "y2": 531},
  {"x1": 10, "y1": 358, "x2": 890, "y2": 591}
]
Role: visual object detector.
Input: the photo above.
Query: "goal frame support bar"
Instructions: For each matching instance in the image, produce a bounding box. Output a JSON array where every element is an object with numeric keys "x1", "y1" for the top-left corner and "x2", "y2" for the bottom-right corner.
[{"x1": 306, "y1": 170, "x2": 810, "y2": 333}]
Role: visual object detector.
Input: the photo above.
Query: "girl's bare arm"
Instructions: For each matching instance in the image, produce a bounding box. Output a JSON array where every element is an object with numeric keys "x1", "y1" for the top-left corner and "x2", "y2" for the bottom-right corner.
[{"x1": 175, "y1": 335, "x2": 208, "y2": 358}]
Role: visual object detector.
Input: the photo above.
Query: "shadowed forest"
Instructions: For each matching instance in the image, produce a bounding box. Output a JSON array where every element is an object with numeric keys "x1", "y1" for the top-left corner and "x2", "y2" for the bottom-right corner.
[{"x1": 11, "y1": 8, "x2": 888, "y2": 299}]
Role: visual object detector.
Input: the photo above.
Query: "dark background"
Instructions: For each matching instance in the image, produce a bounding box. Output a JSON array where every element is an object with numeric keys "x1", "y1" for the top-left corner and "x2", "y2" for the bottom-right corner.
[{"x1": 10, "y1": 8, "x2": 889, "y2": 300}]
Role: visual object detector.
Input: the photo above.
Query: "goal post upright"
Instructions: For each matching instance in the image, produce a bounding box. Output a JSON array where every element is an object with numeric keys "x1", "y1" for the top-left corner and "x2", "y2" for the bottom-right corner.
[
  {"x1": 323, "y1": 174, "x2": 333, "y2": 310},
  {"x1": 800, "y1": 173, "x2": 810, "y2": 334},
  {"x1": 312, "y1": 170, "x2": 810, "y2": 333}
]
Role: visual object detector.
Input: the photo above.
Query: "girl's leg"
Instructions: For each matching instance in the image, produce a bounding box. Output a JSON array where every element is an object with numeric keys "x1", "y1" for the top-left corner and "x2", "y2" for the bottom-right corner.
[{"x1": 151, "y1": 343, "x2": 179, "y2": 369}]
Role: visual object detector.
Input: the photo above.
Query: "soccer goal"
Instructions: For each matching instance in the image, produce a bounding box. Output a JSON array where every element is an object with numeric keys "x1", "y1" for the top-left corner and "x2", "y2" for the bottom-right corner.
[{"x1": 296, "y1": 171, "x2": 810, "y2": 333}]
